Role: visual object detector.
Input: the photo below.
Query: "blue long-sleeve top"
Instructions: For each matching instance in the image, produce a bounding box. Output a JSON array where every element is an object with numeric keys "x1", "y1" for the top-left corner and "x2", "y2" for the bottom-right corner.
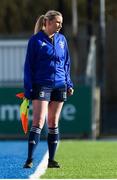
[{"x1": 24, "y1": 31, "x2": 73, "y2": 98}]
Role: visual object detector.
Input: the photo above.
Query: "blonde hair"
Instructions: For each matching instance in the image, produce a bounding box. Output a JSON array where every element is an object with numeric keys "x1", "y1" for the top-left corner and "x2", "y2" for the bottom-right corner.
[
  {"x1": 34, "y1": 10, "x2": 62, "y2": 34},
  {"x1": 34, "y1": 15, "x2": 45, "y2": 34}
]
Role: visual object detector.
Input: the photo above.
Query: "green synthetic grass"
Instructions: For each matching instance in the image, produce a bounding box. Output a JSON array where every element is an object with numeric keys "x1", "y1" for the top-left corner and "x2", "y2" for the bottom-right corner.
[{"x1": 41, "y1": 140, "x2": 117, "y2": 179}]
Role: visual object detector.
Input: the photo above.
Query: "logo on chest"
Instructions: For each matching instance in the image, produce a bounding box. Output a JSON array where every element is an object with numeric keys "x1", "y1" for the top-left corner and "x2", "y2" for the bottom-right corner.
[
  {"x1": 38, "y1": 40, "x2": 47, "y2": 48},
  {"x1": 42, "y1": 42, "x2": 47, "y2": 47}
]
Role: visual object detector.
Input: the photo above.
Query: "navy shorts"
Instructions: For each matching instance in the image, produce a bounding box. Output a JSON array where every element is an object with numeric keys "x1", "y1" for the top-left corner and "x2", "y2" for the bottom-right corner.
[{"x1": 31, "y1": 84, "x2": 67, "y2": 102}]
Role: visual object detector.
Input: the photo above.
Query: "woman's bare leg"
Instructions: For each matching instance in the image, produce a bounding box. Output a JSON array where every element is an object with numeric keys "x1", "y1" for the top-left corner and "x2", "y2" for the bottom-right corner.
[
  {"x1": 32, "y1": 100, "x2": 49, "y2": 128},
  {"x1": 48, "y1": 101, "x2": 64, "y2": 128}
]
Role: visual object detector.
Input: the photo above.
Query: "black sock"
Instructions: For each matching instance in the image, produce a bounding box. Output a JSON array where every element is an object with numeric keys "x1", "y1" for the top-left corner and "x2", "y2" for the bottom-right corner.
[
  {"x1": 27, "y1": 126, "x2": 41, "y2": 160},
  {"x1": 47, "y1": 127, "x2": 59, "y2": 161}
]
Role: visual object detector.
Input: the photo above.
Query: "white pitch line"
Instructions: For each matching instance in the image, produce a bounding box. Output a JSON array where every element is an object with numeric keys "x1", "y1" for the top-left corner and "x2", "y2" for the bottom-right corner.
[{"x1": 29, "y1": 150, "x2": 49, "y2": 179}]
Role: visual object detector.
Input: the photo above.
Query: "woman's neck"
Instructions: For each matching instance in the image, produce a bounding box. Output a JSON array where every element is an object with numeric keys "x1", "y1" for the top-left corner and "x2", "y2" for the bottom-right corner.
[{"x1": 43, "y1": 29, "x2": 54, "y2": 38}]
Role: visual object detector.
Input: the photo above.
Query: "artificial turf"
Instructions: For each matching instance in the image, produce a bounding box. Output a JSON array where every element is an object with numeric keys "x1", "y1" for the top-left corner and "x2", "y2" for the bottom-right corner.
[{"x1": 41, "y1": 140, "x2": 117, "y2": 179}]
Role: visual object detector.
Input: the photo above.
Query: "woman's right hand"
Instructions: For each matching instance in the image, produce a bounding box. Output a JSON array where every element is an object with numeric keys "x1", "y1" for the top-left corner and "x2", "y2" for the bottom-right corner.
[{"x1": 67, "y1": 88, "x2": 74, "y2": 96}]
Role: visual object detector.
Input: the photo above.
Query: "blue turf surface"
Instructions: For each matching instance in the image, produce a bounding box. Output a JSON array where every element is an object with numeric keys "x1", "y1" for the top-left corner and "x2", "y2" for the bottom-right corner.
[{"x1": 0, "y1": 141, "x2": 48, "y2": 179}]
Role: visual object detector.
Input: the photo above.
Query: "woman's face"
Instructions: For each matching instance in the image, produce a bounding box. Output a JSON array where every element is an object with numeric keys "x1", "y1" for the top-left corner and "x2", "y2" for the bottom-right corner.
[{"x1": 47, "y1": 15, "x2": 63, "y2": 34}]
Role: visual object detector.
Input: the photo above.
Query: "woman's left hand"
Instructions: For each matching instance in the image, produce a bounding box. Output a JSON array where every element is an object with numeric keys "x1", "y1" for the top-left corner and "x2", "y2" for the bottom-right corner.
[{"x1": 67, "y1": 88, "x2": 74, "y2": 96}]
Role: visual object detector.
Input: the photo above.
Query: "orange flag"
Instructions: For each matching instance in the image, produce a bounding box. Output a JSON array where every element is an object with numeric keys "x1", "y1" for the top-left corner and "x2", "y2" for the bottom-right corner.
[
  {"x1": 16, "y1": 93, "x2": 29, "y2": 134},
  {"x1": 16, "y1": 92, "x2": 25, "y2": 99}
]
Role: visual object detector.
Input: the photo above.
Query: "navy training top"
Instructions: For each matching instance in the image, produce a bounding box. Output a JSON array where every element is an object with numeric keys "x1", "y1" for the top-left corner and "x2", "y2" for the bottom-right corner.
[{"x1": 24, "y1": 31, "x2": 73, "y2": 99}]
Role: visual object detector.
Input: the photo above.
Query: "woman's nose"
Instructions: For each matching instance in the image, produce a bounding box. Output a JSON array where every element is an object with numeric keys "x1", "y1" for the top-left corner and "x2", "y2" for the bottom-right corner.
[{"x1": 59, "y1": 23, "x2": 62, "y2": 28}]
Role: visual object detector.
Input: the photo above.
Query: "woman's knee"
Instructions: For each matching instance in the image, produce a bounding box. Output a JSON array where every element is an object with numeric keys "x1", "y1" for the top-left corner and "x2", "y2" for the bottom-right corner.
[
  {"x1": 32, "y1": 116, "x2": 45, "y2": 128},
  {"x1": 47, "y1": 117, "x2": 59, "y2": 128}
]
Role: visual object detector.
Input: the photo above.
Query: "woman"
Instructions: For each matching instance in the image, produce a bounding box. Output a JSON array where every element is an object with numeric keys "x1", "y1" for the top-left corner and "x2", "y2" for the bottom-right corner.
[{"x1": 23, "y1": 10, "x2": 74, "y2": 168}]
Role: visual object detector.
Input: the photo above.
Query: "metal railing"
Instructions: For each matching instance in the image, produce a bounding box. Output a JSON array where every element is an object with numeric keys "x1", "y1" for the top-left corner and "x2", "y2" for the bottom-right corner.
[{"x1": 0, "y1": 40, "x2": 28, "y2": 86}]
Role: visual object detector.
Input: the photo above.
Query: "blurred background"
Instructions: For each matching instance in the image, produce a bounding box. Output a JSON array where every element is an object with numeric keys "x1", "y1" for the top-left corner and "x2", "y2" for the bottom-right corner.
[{"x1": 0, "y1": 0, "x2": 117, "y2": 139}]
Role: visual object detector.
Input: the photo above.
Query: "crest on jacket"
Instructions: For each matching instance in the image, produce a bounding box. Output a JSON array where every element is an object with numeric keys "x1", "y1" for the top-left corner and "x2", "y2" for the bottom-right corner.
[{"x1": 59, "y1": 41, "x2": 64, "y2": 49}]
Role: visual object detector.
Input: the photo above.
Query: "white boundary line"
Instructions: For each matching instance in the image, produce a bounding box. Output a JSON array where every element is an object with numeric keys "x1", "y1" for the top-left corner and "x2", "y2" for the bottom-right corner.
[{"x1": 29, "y1": 150, "x2": 48, "y2": 179}]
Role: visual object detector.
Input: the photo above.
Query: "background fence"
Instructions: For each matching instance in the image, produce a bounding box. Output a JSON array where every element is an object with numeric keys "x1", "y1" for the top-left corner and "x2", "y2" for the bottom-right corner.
[{"x1": 0, "y1": 40, "x2": 27, "y2": 85}]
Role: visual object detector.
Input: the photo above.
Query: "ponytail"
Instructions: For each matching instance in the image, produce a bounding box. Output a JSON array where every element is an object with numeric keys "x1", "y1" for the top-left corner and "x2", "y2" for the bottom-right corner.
[
  {"x1": 34, "y1": 10, "x2": 62, "y2": 34},
  {"x1": 34, "y1": 15, "x2": 45, "y2": 34}
]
